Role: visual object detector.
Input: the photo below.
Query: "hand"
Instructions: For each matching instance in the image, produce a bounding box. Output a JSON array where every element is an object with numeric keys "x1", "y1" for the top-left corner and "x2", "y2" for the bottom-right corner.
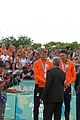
[
  {"x1": 8, "y1": 89, "x2": 24, "y2": 93},
  {"x1": 6, "y1": 78, "x2": 11, "y2": 83},
  {"x1": 9, "y1": 88, "x2": 18, "y2": 93},
  {"x1": 15, "y1": 89, "x2": 25, "y2": 93},
  {"x1": 40, "y1": 99, "x2": 43, "y2": 104},
  {"x1": 5, "y1": 88, "x2": 25, "y2": 93},
  {"x1": 64, "y1": 81, "x2": 70, "y2": 90},
  {"x1": 27, "y1": 72, "x2": 31, "y2": 76}
]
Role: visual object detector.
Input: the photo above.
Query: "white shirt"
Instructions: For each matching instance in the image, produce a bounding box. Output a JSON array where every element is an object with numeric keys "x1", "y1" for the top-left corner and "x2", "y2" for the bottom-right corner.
[
  {"x1": 20, "y1": 58, "x2": 27, "y2": 67},
  {"x1": 1, "y1": 55, "x2": 9, "y2": 62}
]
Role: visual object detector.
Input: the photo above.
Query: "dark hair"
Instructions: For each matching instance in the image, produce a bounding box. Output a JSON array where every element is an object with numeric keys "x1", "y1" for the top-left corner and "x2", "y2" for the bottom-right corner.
[
  {"x1": 10, "y1": 62, "x2": 16, "y2": 70},
  {"x1": 66, "y1": 46, "x2": 69, "y2": 49},
  {"x1": 60, "y1": 50, "x2": 67, "y2": 55},
  {"x1": 0, "y1": 61, "x2": 4, "y2": 67},
  {"x1": 5, "y1": 60, "x2": 10, "y2": 64},
  {"x1": 40, "y1": 49, "x2": 47, "y2": 54}
]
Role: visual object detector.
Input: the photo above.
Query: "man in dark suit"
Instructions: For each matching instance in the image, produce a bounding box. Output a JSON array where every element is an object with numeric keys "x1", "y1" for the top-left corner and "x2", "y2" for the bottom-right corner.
[
  {"x1": 74, "y1": 66, "x2": 80, "y2": 120},
  {"x1": 40, "y1": 57, "x2": 66, "y2": 120}
]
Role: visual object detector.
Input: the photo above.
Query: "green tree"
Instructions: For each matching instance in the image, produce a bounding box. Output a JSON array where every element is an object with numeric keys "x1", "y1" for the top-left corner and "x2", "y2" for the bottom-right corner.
[
  {"x1": 0, "y1": 35, "x2": 33, "y2": 49},
  {"x1": 33, "y1": 43, "x2": 42, "y2": 49}
]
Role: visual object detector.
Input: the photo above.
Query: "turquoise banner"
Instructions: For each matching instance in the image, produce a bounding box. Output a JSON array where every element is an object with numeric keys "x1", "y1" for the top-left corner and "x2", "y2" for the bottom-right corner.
[
  {"x1": 15, "y1": 95, "x2": 76, "y2": 120},
  {"x1": 16, "y1": 95, "x2": 34, "y2": 120},
  {"x1": 4, "y1": 80, "x2": 76, "y2": 120},
  {"x1": 13, "y1": 80, "x2": 35, "y2": 95},
  {"x1": 4, "y1": 94, "x2": 16, "y2": 120}
]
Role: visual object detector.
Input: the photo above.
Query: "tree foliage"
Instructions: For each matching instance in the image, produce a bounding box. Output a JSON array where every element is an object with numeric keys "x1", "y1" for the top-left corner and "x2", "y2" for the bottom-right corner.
[
  {"x1": 0, "y1": 35, "x2": 33, "y2": 49},
  {"x1": 32, "y1": 43, "x2": 42, "y2": 49},
  {"x1": 45, "y1": 41, "x2": 80, "y2": 51},
  {"x1": 0, "y1": 36, "x2": 80, "y2": 51}
]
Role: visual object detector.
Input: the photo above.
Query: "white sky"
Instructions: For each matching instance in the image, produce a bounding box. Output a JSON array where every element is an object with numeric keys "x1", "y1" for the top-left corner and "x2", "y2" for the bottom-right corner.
[{"x1": 0, "y1": 0, "x2": 80, "y2": 44}]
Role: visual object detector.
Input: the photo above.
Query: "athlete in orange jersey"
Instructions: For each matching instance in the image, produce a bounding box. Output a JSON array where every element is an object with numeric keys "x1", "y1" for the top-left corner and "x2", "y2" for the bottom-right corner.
[
  {"x1": 59, "y1": 50, "x2": 76, "y2": 120},
  {"x1": 33, "y1": 49, "x2": 52, "y2": 120},
  {"x1": 0, "y1": 43, "x2": 6, "y2": 55}
]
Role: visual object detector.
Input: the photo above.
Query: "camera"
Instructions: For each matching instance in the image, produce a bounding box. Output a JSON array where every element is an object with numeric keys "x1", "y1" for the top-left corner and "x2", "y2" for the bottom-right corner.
[{"x1": 3, "y1": 71, "x2": 21, "y2": 90}]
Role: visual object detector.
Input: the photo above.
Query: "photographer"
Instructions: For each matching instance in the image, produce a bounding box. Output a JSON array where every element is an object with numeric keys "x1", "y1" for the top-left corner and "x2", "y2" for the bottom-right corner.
[{"x1": 0, "y1": 61, "x2": 22, "y2": 120}]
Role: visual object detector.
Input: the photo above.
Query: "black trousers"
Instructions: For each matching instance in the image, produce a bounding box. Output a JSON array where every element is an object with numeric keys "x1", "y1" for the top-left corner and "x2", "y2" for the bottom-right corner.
[
  {"x1": 76, "y1": 94, "x2": 80, "y2": 120},
  {"x1": 33, "y1": 85, "x2": 44, "y2": 120},
  {"x1": 64, "y1": 86, "x2": 71, "y2": 120},
  {"x1": 44, "y1": 102, "x2": 63, "y2": 120},
  {"x1": 0, "y1": 103, "x2": 6, "y2": 120}
]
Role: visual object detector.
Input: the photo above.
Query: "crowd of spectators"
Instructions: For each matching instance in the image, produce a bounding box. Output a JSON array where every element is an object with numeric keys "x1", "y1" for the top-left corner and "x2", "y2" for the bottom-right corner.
[
  {"x1": 0, "y1": 42, "x2": 80, "y2": 119},
  {"x1": 0, "y1": 42, "x2": 80, "y2": 81}
]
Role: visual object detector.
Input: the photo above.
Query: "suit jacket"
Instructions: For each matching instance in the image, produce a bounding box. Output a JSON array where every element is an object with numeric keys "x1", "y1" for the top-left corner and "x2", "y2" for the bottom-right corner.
[
  {"x1": 74, "y1": 71, "x2": 80, "y2": 94},
  {"x1": 42, "y1": 67, "x2": 66, "y2": 102}
]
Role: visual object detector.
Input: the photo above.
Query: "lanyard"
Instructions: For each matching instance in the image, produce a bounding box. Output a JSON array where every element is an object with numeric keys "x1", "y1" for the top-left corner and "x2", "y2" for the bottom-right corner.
[
  {"x1": 62, "y1": 62, "x2": 68, "y2": 72},
  {"x1": 40, "y1": 59, "x2": 47, "y2": 79}
]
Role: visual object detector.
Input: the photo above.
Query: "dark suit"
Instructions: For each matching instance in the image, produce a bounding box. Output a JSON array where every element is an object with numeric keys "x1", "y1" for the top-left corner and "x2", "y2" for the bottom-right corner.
[
  {"x1": 74, "y1": 71, "x2": 80, "y2": 120},
  {"x1": 42, "y1": 67, "x2": 66, "y2": 120}
]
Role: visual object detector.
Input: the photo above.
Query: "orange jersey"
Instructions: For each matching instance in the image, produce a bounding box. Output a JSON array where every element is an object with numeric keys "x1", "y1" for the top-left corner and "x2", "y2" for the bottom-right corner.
[
  {"x1": 8, "y1": 50, "x2": 12, "y2": 57},
  {"x1": 34, "y1": 59, "x2": 52, "y2": 87},
  {"x1": 1, "y1": 48, "x2": 6, "y2": 55},
  {"x1": 60, "y1": 60, "x2": 76, "y2": 84}
]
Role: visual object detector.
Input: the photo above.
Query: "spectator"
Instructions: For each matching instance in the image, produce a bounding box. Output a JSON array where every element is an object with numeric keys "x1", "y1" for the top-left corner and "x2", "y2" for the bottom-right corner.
[
  {"x1": 5, "y1": 60, "x2": 11, "y2": 73},
  {"x1": 32, "y1": 51, "x2": 39, "y2": 63},
  {"x1": 37, "y1": 47, "x2": 41, "y2": 55},
  {"x1": 1, "y1": 50, "x2": 9, "y2": 63},
  {"x1": 51, "y1": 45, "x2": 57, "y2": 55},
  {"x1": 55, "y1": 50, "x2": 60, "y2": 57},
  {"x1": 22, "y1": 62, "x2": 34, "y2": 80},
  {"x1": 26, "y1": 47, "x2": 31, "y2": 57},
  {"x1": 17, "y1": 45, "x2": 24, "y2": 58},
  {"x1": 14, "y1": 63, "x2": 23, "y2": 79},
  {"x1": 47, "y1": 51, "x2": 54, "y2": 64},
  {"x1": 31, "y1": 45, "x2": 35, "y2": 52},
  {"x1": 14, "y1": 57, "x2": 20, "y2": 69},
  {"x1": 1, "y1": 42, "x2": 6, "y2": 55},
  {"x1": 8, "y1": 44, "x2": 13, "y2": 58},
  {"x1": 0, "y1": 61, "x2": 22, "y2": 119},
  {"x1": 74, "y1": 57, "x2": 80, "y2": 72},
  {"x1": 10, "y1": 62, "x2": 17, "y2": 74},
  {"x1": 20, "y1": 52, "x2": 27, "y2": 67},
  {"x1": 44, "y1": 45, "x2": 50, "y2": 57}
]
